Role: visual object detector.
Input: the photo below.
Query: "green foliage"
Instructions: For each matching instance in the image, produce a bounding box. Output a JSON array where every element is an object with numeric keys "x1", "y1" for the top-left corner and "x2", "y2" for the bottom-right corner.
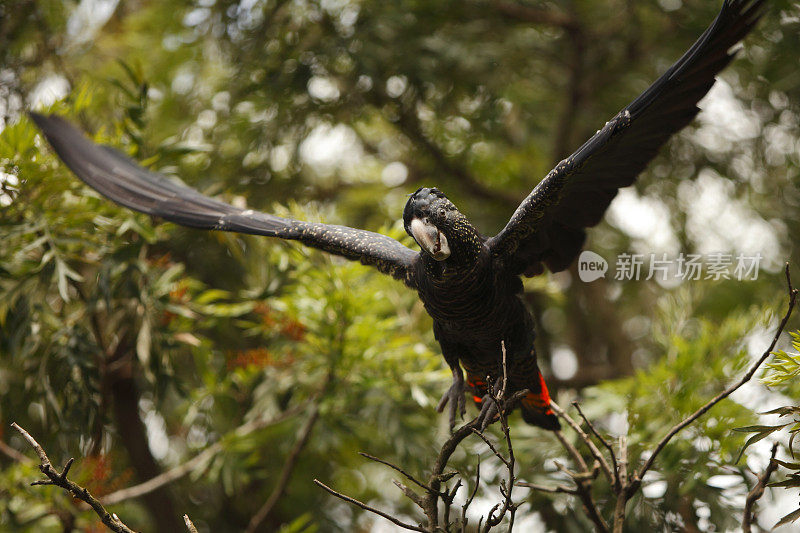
[
  {"x1": 1, "y1": 0, "x2": 798, "y2": 531},
  {"x1": 736, "y1": 330, "x2": 800, "y2": 528},
  {"x1": 582, "y1": 293, "x2": 763, "y2": 531},
  {"x1": 764, "y1": 332, "x2": 800, "y2": 388}
]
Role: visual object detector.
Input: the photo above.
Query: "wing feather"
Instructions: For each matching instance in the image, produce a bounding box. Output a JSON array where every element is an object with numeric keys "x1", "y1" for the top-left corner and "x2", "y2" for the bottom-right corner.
[
  {"x1": 488, "y1": 0, "x2": 766, "y2": 276},
  {"x1": 31, "y1": 113, "x2": 418, "y2": 287}
]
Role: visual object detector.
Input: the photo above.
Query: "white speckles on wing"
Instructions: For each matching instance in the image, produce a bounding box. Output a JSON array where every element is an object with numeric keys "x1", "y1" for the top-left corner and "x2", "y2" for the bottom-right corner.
[{"x1": 31, "y1": 113, "x2": 420, "y2": 288}]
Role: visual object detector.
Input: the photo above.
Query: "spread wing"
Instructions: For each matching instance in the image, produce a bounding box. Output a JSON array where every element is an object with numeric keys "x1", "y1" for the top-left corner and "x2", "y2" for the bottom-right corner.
[
  {"x1": 31, "y1": 113, "x2": 419, "y2": 287},
  {"x1": 488, "y1": 0, "x2": 766, "y2": 277}
]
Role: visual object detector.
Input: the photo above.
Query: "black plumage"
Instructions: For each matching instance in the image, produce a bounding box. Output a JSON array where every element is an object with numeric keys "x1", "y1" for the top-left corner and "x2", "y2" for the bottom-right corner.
[{"x1": 31, "y1": 0, "x2": 765, "y2": 430}]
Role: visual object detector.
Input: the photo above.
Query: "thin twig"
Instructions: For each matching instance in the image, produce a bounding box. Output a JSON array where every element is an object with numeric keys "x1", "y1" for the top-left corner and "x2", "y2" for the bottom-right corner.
[
  {"x1": 500, "y1": 340, "x2": 509, "y2": 401},
  {"x1": 742, "y1": 442, "x2": 779, "y2": 533},
  {"x1": 481, "y1": 360, "x2": 518, "y2": 532},
  {"x1": 612, "y1": 437, "x2": 628, "y2": 533},
  {"x1": 551, "y1": 429, "x2": 609, "y2": 532},
  {"x1": 394, "y1": 479, "x2": 426, "y2": 509},
  {"x1": 573, "y1": 401, "x2": 620, "y2": 489},
  {"x1": 551, "y1": 401, "x2": 614, "y2": 485},
  {"x1": 314, "y1": 479, "x2": 427, "y2": 532},
  {"x1": 441, "y1": 477, "x2": 461, "y2": 525},
  {"x1": 423, "y1": 417, "x2": 483, "y2": 529},
  {"x1": 470, "y1": 428, "x2": 511, "y2": 467},
  {"x1": 461, "y1": 457, "x2": 480, "y2": 532},
  {"x1": 11, "y1": 423, "x2": 138, "y2": 533},
  {"x1": 552, "y1": 429, "x2": 588, "y2": 473},
  {"x1": 359, "y1": 452, "x2": 432, "y2": 492},
  {"x1": 516, "y1": 481, "x2": 577, "y2": 494},
  {"x1": 630, "y1": 264, "x2": 797, "y2": 495},
  {"x1": 183, "y1": 515, "x2": 198, "y2": 533}
]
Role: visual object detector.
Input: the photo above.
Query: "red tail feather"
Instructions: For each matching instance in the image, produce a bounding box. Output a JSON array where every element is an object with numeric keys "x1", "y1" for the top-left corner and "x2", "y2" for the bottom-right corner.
[{"x1": 520, "y1": 372, "x2": 560, "y2": 430}]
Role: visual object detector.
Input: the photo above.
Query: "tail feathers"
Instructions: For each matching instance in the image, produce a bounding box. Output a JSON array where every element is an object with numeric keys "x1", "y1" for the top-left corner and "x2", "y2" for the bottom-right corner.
[
  {"x1": 520, "y1": 399, "x2": 560, "y2": 430},
  {"x1": 467, "y1": 369, "x2": 560, "y2": 430},
  {"x1": 520, "y1": 372, "x2": 560, "y2": 431}
]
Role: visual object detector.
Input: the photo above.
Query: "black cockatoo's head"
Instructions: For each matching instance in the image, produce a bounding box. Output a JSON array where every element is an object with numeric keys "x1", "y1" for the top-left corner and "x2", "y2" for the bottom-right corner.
[{"x1": 403, "y1": 187, "x2": 458, "y2": 261}]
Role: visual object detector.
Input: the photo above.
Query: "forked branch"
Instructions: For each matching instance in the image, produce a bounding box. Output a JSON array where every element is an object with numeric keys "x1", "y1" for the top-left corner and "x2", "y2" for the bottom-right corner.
[
  {"x1": 11, "y1": 423, "x2": 139, "y2": 533},
  {"x1": 541, "y1": 263, "x2": 797, "y2": 532}
]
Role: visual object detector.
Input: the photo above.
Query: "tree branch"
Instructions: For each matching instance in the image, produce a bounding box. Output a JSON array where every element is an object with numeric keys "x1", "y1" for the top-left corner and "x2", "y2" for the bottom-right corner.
[
  {"x1": 612, "y1": 437, "x2": 628, "y2": 533},
  {"x1": 742, "y1": 442, "x2": 779, "y2": 533},
  {"x1": 461, "y1": 457, "x2": 480, "y2": 531},
  {"x1": 366, "y1": 87, "x2": 521, "y2": 209},
  {"x1": 359, "y1": 452, "x2": 432, "y2": 492},
  {"x1": 630, "y1": 264, "x2": 797, "y2": 495},
  {"x1": 313, "y1": 479, "x2": 428, "y2": 532},
  {"x1": 481, "y1": 349, "x2": 519, "y2": 531},
  {"x1": 183, "y1": 515, "x2": 198, "y2": 533},
  {"x1": 11, "y1": 423, "x2": 138, "y2": 533},
  {"x1": 573, "y1": 401, "x2": 620, "y2": 490},
  {"x1": 549, "y1": 413, "x2": 609, "y2": 532},
  {"x1": 550, "y1": 401, "x2": 614, "y2": 486},
  {"x1": 516, "y1": 481, "x2": 576, "y2": 494}
]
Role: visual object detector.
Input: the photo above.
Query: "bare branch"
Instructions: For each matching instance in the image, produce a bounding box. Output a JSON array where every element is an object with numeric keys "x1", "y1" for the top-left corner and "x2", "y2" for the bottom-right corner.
[
  {"x1": 573, "y1": 401, "x2": 620, "y2": 489},
  {"x1": 551, "y1": 428, "x2": 609, "y2": 532},
  {"x1": 551, "y1": 401, "x2": 614, "y2": 485},
  {"x1": 631, "y1": 264, "x2": 797, "y2": 495},
  {"x1": 552, "y1": 428, "x2": 588, "y2": 473},
  {"x1": 11, "y1": 423, "x2": 139, "y2": 533},
  {"x1": 470, "y1": 428, "x2": 510, "y2": 467},
  {"x1": 612, "y1": 437, "x2": 628, "y2": 533},
  {"x1": 183, "y1": 515, "x2": 198, "y2": 533},
  {"x1": 516, "y1": 481, "x2": 577, "y2": 495},
  {"x1": 11, "y1": 423, "x2": 50, "y2": 465},
  {"x1": 314, "y1": 479, "x2": 427, "y2": 532},
  {"x1": 500, "y1": 340, "x2": 509, "y2": 400},
  {"x1": 359, "y1": 452, "x2": 432, "y2": 492},
  {"x1": 423, "y1": 417, "x2": 483, "y2": 528},
  {"x1": 442, "y1": 478, "x2": 461, "y2": 527},
  {"x1": 461, "y1": 457, "x2": 481, "y2": 532},
  {"x1": 482, "y1": 341, "x2": 524, "y2": 531},
  {"x1": 742, "y1": 442, "x2": 779, "y2": 533},
  {"x1": 394, "y1": 479, "x2": 426, "y2": 509}
]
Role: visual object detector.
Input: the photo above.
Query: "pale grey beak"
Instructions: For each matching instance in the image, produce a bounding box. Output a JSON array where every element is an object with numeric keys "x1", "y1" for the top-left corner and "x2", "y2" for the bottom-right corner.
[{"x1": 409, "y1": 217, "x2": 450, "y2": 261}]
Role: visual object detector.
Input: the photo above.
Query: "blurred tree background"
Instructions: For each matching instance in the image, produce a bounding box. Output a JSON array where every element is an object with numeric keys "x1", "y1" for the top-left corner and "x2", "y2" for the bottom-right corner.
[{"x1": 1, "y1": 0, "x2": 799, "y2": 531}]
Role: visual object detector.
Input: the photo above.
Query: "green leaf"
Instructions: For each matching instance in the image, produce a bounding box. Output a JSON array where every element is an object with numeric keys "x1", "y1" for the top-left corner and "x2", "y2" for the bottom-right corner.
[
  {"x1": 732, "y1": 424, "x2": 787, "y2": 433},
  {"x1": 774, "y1": 507, "x2": 800, "y2": 528},
  {"x1": 760, "y1": 406, "x2": 800, "y2": 417},
  {"x1": 773, "y1": 459, "x2": 800, "y2": 470},
  {"x1": 195, "y1": 289, "x2": 232, "y2": 304},
  {"x1": 768, "y1": 477, "x2": 800, "y2": 488},
  {"x1": 734, "y1": 427, "x2": 784, "y2": 464}
]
